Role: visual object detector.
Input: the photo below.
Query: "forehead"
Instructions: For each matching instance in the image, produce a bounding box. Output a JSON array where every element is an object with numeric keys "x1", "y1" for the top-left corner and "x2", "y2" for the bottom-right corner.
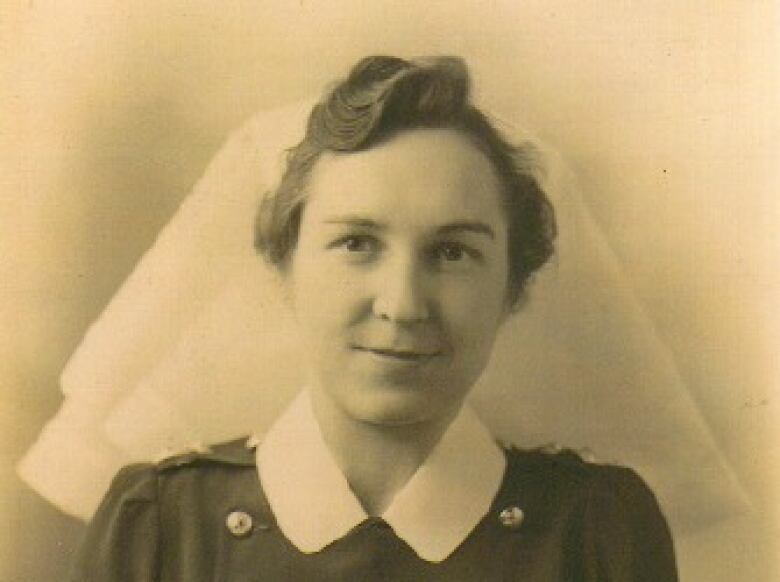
[{"x1": 303, "y1": 129, "x2": 505, "y2": 227}]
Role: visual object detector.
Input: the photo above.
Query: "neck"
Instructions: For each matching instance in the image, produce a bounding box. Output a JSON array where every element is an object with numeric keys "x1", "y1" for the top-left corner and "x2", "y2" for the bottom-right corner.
[{"x1": 308, "y1": 388, "x2": 461, "y2": 516}]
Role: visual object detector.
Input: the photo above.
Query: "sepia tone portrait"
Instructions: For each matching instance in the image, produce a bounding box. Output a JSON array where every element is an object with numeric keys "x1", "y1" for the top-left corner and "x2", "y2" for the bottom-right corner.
[{"x1": 2, "y1": 2, "x2": 778, "y2": 580}]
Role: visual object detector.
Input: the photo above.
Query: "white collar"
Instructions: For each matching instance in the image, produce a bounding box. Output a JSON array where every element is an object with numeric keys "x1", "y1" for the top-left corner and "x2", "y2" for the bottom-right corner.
[{"x1": 256, "y1": 390, "x2": 506, "y2": 563}]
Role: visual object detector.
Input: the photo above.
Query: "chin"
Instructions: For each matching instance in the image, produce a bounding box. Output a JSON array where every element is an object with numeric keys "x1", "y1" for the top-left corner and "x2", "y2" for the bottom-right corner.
[{"x1": 340, "y1": 388, "x2": 457, "y2": 428}]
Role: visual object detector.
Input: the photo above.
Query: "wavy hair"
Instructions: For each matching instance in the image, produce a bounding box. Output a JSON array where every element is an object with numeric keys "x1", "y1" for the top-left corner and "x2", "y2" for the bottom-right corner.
[{"x1": 255, "y1": 55, "x2": 556, "y2": 307}]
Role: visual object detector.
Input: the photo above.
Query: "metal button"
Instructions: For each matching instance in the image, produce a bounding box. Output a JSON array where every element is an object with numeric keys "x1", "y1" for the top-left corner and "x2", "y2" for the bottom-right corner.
[
  {"x1": 499, "y1": 506, "x2": 524, "y2": 529},
  {"x1": 226, "y1": 510, "x2": 254, "y2": 537}
]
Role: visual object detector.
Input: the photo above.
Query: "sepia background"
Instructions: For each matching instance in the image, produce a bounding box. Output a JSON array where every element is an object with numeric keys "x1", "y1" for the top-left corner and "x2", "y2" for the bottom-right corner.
[{"x1": 2, "y1": 1, "x2": 778, "y2": 580}]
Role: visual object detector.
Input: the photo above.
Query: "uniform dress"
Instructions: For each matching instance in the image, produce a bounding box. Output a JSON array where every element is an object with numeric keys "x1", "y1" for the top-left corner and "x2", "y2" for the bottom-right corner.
[{"x1": 70, "y1": 392, "x2": 678, "y2": 581}]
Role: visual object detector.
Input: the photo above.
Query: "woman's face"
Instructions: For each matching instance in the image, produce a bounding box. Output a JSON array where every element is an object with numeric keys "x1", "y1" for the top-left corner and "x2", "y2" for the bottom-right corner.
[{"x1": 286, "y1": 128, "x2": 510, "y2": 427}]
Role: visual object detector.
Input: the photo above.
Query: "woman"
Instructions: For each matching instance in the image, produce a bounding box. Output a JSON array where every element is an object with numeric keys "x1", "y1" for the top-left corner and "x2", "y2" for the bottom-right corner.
[{"x1": 70, "y1": 56, "x2": 677, "y2": 581}]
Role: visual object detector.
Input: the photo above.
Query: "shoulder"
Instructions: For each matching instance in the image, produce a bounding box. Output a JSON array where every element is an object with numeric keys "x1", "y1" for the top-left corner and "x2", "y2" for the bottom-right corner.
[
  {"x1": 499, "y1": 445, "x2": 677, "y2": 579},
  {"x1": 100, "y1": 436, "x2": 259, "y2": 506},
  {"x1": 91, "y1": 436, "x2": 265, "y2": 541},
  {"x1": 500, "y1": 444, "x2": 669, "y2": 530},
  {"x1": 73, "y1": 438, "x2": 264, "y2": 581},
  {"x1": 501, "y1": 443, "x2": 600, "y2": 493},
  {"x1": 502, "y1": 443, "x2": 656, "y2": 496},
  {"x1": 501, "y1": 444, "x2": 677, "y2": 580},
  {"x1": 153, "y1": 436, "x2": 257, "y2": 472}
]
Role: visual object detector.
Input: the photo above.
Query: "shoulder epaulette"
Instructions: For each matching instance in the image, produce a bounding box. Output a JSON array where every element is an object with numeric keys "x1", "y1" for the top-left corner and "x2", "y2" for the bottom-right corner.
[
  {"x1": 154, "y1": 436, "x2": 256, "y2": 472},
  {"x1": 503, "y1": 442, "x2": 601, "y2": 472}
]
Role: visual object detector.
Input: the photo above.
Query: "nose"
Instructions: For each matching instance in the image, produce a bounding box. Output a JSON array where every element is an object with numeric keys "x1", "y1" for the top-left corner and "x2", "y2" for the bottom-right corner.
[{"x1": 372, "y1": 252, "x2": 431, "y2": 324}]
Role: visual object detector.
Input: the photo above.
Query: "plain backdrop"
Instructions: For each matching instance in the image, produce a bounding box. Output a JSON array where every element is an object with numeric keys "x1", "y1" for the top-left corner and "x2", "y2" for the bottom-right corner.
[{"x1": 2, "y1": 1, "x2": 779, "y2": 580}]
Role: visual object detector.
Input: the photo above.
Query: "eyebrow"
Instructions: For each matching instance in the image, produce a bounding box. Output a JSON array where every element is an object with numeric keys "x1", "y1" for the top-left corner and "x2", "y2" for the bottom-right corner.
[
  {"x1": 437, "y1": 220, "x2": 495, "y2": 240},
  {"x1": 322, "y1": 216, "x2": 495, "y2": 240},
  {"x1": 323, "y1": 216, "x2": 386, "y2": 230}
]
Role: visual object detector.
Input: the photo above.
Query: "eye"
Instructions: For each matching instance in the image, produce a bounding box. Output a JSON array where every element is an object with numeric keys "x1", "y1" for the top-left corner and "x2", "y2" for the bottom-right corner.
[
  {"x1": 328, "y1": 234, "x2": 379, "y2": 254},
  {"x1": 432, "y1": 241, "x2": 481, "y2": 264},
  {"x1": 438, "y1": 242, "x2": 465, "y2": 261}
]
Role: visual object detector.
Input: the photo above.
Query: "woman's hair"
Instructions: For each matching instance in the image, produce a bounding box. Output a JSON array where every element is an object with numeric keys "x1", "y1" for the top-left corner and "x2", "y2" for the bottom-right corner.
[{"x1": 255, "y1": 55, "x2": 556, "y2": 307}]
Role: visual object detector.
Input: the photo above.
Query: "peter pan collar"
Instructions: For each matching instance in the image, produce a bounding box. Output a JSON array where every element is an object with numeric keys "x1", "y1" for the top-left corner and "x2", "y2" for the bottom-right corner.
[{"x1": 256, "y1": 390, "x2": 506, "y2": 563}]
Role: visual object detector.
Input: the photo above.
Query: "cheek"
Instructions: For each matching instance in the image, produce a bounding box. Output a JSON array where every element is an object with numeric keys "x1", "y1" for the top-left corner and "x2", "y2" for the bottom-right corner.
[
  {"x1": 454, "y1": 261, "x2": 509, "y2": 316},
  {"x1": 443, "y1": 269, "x2": 508, "y2": 350},
  {"x1": 289, "y1": 254, "x2": 361, "y2": 340}
]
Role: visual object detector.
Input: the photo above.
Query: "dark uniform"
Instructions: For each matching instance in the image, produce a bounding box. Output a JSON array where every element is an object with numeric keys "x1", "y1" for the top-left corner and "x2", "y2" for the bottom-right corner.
[{"x1": 70, "y1": 439, "x2": 678, "y2": 581}]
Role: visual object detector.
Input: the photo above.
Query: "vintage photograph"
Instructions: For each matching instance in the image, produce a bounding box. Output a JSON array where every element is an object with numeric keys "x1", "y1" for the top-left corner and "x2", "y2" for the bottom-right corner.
[{"x1": 2, "y1": 2, "x2": 778, "y2": 580}]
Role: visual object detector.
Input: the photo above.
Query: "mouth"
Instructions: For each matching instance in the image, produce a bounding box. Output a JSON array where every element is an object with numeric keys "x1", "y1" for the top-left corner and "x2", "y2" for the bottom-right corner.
[{"x1": 354, "y1": 346, "x2": 440, "y2": 362}]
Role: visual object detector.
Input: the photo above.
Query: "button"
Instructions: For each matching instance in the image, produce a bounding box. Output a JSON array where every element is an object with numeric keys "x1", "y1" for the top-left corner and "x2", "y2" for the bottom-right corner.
[
  {"x1": 498, "y1": 506, "x2": 524, "y2": 529},
  {"x1": 226, "y1": 511, "x2": 254, "y2": 537}
]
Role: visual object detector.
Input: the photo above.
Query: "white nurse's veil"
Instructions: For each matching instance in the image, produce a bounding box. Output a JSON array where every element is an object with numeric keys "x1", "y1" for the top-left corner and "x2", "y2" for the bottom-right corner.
[{"x1": 18, "y1": 97, "x2": 747, "y2": 534}]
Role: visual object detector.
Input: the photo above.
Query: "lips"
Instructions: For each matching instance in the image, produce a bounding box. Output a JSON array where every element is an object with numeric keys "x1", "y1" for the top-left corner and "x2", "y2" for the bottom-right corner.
[{"x1": 354, "y1": 346, "x2": 440, "y2": 361}]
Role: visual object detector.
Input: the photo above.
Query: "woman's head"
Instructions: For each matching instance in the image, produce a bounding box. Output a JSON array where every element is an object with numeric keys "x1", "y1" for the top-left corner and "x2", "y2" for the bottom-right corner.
[
  {"x1": 256, "y1": 55, "x2": 556, "y2": 308},
  {"x1": 255, "y1": 56, "x2": 556, "y2": 427}
]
